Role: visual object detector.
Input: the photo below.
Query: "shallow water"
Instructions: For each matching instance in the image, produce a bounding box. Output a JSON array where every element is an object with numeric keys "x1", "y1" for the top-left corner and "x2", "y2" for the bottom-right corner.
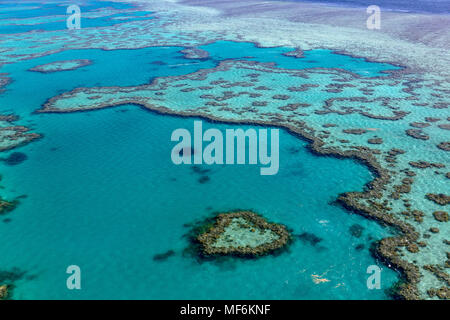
[{"x1": 0, "y1": 107, "x2": 399, "y2": 299}]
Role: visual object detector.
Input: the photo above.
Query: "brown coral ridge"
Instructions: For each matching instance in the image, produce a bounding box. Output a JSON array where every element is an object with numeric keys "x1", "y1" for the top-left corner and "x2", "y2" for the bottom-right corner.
[
  {"x1": 406, "y1": 129, "x2": 429, "y2": 140},
  {"x1": 427, "y1": 286, "x2": 450, "y2": 300},
  {"x1": 409, "y1": 161, "x2": 445, "y2": 169},
  {"x1": 0, "y1": 75, "x2": 11, "y2": 93},
  {"x1": 433, "y1": 211, "x2": 449, "y2": 222},
  {"x1": 426, "y1": 194, "x2": 450, "y2": 206},
  {"x1": 196, "y1": 210, "x2": 291, "y2": 257},
  {"x1": 37, "y1": 60, "x2": 434, "y2": 299},
  {"x1": 0, "y1": 198, "x2": 19, "y2": 215},
  {"x1": 342, "y1": 194, "x2": 421, "y2": 300},
  {"x1": 423, "y1": 265, "x2": 450, "y2": 287},
  {"x1": 334, "y1": 150, "x2": 421, "y2": 299},
  {"x1": 437, "y1": 142, "x2": 450, "y2": 151},
  {"x1": 0, "y1": 126, "x2": 42, "y2": 152},
  {"x1": 0, "y1": 114, "x2": 19, "y2": 122}
]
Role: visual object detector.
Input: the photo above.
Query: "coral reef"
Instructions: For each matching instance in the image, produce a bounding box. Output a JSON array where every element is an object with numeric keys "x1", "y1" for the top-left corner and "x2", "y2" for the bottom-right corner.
[
  {"x1": 29, "y1": 59, "x2": 92, "y2": 73},
  {"x1": 0, "y1": 0, "x2": 448, "y2": 300},
  {"x1": 426, "y1": 194, "x2": 450, "y2": 206},
  {"x1": 196, "y1": 210, "x2": 291, "y2": 257},
  {"x1": 433, "y1": 211, "x2": 448, "y2": 223},
  {"x1": 153, "y1": 250, "x2": 176, "y2": 261},
  {"x1": 37, "y1": 57, "x2": 449, "y2": 299}
]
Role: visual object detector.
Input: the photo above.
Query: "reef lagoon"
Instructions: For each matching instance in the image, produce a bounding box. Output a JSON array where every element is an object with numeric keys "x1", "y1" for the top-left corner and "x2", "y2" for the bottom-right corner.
[{"x1": 0, "y1": 0, "x2": 448, "y2": 300}]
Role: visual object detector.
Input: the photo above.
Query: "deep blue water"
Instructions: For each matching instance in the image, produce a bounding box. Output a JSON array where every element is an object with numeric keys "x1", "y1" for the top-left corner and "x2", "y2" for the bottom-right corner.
[
  {"x1": 286, "y1": 0, "x2": 450, "y2": 14},
  {"x1": 0, "y1": 1, "x2": 151, "y2": 34}
]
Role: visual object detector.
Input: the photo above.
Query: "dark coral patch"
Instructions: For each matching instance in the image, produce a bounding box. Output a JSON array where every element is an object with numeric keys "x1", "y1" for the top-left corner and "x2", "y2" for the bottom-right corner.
[
  {"x1": 368, "y1": 137, "x2": 383, "y2": 144},
  {"x1": 343, "y1": 128, "x2": 367, "y2": 135},
  {"x1": 153, "y1": 250, "x2": 176, "y2": 261},
  {"x1": 437, "y1": 142, "x2": 450, "y2": 151},
  {"x1": 191, "y1": 165, "x2": 210, "y2": 175},
  {"x1": 406, "y1": 129, "x2": 429, "y2": 140},
  {"x1": 0, "y1": 267, "x2": 33, "y2": 300},
  {"x1": 409, "y1": 122, "x2": 430, "y2": 128},
  {"x1": 198, "y1": 176, "x2": 210, "y2": 184},
  {"x1": 297, "y1": 232, "x2": 322, "y2": 246},
  {"x1": 0, "y1": 198, "x2": 18, "y2": 215},
  {"x1": 349, "y1": 224, "x2": 364, "y2": 238},
  {"x1": 433, "y1": 211, "x2": 448, "y2": 222},
  {"x1": 1, "y1": 152, "x2": 27, "y2": 166},
  {"x1": 438, "y1": 124, "x2": 450, "y2": 130}
]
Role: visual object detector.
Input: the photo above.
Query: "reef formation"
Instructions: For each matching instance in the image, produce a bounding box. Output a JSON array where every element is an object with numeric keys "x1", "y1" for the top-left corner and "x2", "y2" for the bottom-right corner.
[
  {"x1": 0, "y1": 113, "x2": 41, "y2": 217},
  {"x1": 0, "y1": 0, "x2": 448, "y2": 299},
  {"x1": 196, "y1": 210, "x2": 291, "y2": 257},
  {"x1": 38, "y1": 55, "x2": 449, "y2": 299},
  {"x1": 29, "y1": 59, "x2": 92, "y2": 73}
]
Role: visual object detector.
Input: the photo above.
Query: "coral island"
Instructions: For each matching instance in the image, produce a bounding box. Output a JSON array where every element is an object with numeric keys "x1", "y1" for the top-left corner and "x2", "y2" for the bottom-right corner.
[{"x1": 196, "y1": 210, "x2": 291, "y2": 257}]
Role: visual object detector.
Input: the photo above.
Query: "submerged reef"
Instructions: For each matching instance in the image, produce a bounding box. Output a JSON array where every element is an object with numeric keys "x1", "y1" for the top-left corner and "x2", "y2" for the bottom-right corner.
[
  {"x1": 0, "y1": 112, "x2": 42, "y2": 152},
  {"x1": 0, "y1": 267, "x2": 32, "y2": 300},
  {"x1": 195, "y1": 210, "x2": 291, "y2": 257},
  {"x1": 29, "y1": 59, "x2": 92, "y2": 73},
  {"x1": 0, "y1": 198, "x2": 19, "y2": 215},
  {"x1": 0, "y1": 113, "x2": 41, "y2": 217},
  {"x1": 153, "y1": 250, "x2": 176, "y2": 261},
  {"x1": 0, "y1": 152, "x2": 28, "y2": 166},
  {"x1": 0, "y1": 126, "x2": 41, "y2": 152},
  {"x1": 297, "y1": 232, "x2": 322, "y2": 246}
]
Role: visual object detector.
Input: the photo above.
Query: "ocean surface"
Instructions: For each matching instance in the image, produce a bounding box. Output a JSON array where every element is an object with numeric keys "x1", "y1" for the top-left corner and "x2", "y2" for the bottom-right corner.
[
  {"x1": 288, "y1": 0, "x2": 450, "y2": 14},
  {"x1": 0, "y1": 1, "x2": 404, "y2": 299}
]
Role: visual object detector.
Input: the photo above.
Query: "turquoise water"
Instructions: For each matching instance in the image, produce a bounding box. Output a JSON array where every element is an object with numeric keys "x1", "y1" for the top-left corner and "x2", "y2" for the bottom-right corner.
[
  {"x1": 0, "y1": 40, "x2": 400, "y2": 118},
  {"x1": 200, "y1": 41, "x2": 401, "y2": 77},
  {"x1": 0, "y1": 1, "x2": 403, "y2": 300},
  {"x1": 0, "y1": 107, "x2": 399, "y2": 299}
]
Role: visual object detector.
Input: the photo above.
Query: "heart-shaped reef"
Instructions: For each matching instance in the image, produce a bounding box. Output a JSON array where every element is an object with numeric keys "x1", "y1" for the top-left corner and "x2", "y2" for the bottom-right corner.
[{"x1": 197, "y1": 210, "x2": 291, "y2": 257}]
